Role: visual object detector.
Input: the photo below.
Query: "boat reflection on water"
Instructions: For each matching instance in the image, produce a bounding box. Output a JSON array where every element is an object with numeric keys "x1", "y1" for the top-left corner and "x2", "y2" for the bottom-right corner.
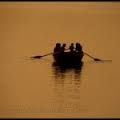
[
  {"x1": 51, "y1": 61, "x2": 84, "y2": 113},
  {"x1": 52, "y1": 50, "x2": 84, "y2": 81},
  {"x1": 52, "y1": 61, "x2": 84, "y2": 81}
]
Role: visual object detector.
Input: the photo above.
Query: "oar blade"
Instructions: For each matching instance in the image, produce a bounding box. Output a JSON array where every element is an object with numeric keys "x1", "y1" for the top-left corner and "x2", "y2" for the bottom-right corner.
[
  {"x1": 94, "y1": 58, "x2": 102, "y2": 61},
  {"x1": 31, "y1": 56, "x2": 43, "y2": 59}
]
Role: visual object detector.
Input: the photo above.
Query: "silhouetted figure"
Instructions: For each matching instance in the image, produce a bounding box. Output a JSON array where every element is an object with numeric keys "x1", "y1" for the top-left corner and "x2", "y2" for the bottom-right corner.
[
  {"x1": 69, "y1": 43, "x2": 74, "y2": 52},
  {"x1": 75, "y1": 43, "x2": 82, "y2": 53},
  {"x1": 54, "y1": 43, "x2": 61, "y2": 53},
  {"x1": 61, "y1": 43, "x2": 66, "y2": 53}
]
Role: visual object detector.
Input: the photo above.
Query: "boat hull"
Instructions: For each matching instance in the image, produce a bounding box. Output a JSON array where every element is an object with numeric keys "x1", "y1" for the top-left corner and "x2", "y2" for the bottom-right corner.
[{"x1": 53, "y1": 52, "x2": 84, "y2": 66}]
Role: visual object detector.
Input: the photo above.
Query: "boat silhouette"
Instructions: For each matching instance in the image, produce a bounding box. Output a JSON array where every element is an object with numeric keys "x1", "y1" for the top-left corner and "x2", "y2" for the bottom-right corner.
[{"x1": 53, "y1": 51, "x2": 84, "y2": 67}]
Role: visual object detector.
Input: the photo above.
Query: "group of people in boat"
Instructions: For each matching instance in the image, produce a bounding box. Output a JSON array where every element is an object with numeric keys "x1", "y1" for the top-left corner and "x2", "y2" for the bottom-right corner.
[{"x1": 53, "y1": 42, "x2": 83, "y2": 54}]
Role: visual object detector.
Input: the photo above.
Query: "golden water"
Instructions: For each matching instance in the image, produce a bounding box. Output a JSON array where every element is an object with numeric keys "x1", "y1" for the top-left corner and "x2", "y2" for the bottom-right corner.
[{"x1": 0, "y1": 2, "x2": 120, "y2": 118}]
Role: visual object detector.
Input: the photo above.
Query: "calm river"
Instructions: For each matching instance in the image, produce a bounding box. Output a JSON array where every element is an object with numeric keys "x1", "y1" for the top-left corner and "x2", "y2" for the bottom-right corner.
[{"x1": 0, "y1": 2, "x2": 120, "y2": 118}]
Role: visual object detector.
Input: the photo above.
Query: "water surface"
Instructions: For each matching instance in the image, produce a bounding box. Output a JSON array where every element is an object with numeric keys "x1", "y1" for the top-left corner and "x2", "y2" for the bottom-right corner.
[{"x1": 0, "y1": 2, "x2": 120, "y2": 118}]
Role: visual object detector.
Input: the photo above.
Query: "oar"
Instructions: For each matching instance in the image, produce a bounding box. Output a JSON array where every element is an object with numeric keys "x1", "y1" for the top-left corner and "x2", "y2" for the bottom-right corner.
[
  {"x1": 30, "y1": 52, "x2": 54, "y2": 59},
  {"x1": 84, "y1": 52, "x2": 102, "y2": 61},
  {"x1": 30, "y1": 49, "x2": 68, "y2": 59},
  {"x1": 30, "y1": 49, "x2": 102, "y2": 61}
]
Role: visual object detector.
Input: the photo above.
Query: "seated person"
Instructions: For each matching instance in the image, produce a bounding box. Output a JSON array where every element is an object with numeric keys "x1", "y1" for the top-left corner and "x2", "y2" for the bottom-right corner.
[
  {"x1": 69, "y1": 43, "x2": 74, "y2": 52},
  {"x1": 75, "y1": 42, "x2": 82, "y2": 53},
  {"x1": 61, "y1": 43, "x2": 66, "y2": 53},
  {"x1": 54, "y1": 43, "x2": 61, "y2": 53}
]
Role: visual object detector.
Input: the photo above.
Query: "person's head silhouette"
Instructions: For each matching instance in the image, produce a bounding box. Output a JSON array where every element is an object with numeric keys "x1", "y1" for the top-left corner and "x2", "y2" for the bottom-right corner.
[
  {"x1": 62, "y1": 43, "x2": 66, "y2": 48},
  {"x1": 56, "y1": 43, "x2": 61, "y2": 48}
]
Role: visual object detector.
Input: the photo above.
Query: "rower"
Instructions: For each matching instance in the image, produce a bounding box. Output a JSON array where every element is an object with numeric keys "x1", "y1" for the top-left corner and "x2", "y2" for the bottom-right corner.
[
  {"x1": 61, "y1": 43, "x2": 66, "y2": 53},
  {"x1": 53, "y1": 43, "x2": 61, "y2": 54},
  {"x1": 75, "y1": 42, "x2": 82, "y2": 53},
  {"x1": 69, "y1": 43, "x2": 74, "y2": 52}
]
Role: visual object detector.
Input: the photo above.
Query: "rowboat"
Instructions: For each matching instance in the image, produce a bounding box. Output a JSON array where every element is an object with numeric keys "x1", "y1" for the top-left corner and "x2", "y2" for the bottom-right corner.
[{"x1": 53, "y1": 51, "x2": 84, "y2": 67}]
